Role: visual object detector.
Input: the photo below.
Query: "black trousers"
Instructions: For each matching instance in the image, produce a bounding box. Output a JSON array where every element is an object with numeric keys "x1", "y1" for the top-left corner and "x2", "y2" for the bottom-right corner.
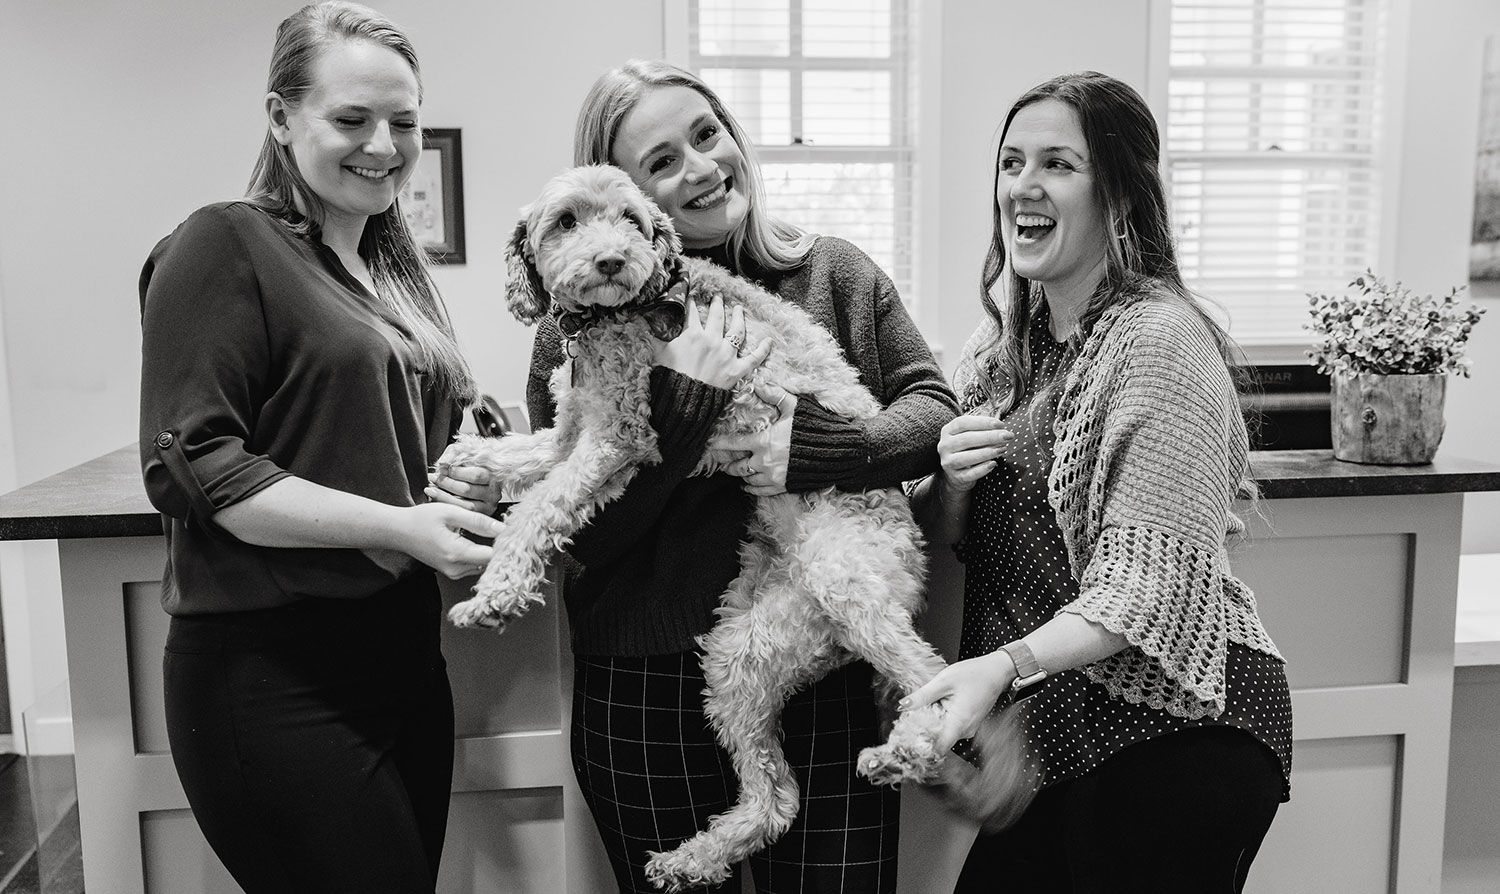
[
  {"x1": 163, "y1": 574, "x2": 455, "y2": 894},
  {"x1": 572, "y1": 652, "x2": 900, "y2": 894},
  {"x1": 956, "y1": 725, "x2": 1284, "y2": 894}
]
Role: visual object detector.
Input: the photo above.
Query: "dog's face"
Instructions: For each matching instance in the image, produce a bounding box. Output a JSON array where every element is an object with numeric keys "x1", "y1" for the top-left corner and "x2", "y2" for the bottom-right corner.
[{"x1": 506, "y1": 165, "x2": 681, "y2": 324}]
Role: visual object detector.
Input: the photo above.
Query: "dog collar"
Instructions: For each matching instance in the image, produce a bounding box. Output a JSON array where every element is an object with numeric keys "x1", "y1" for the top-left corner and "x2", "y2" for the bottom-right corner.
[{"x1": 554, "y1": 269, "x2": 690, "y2": 345}]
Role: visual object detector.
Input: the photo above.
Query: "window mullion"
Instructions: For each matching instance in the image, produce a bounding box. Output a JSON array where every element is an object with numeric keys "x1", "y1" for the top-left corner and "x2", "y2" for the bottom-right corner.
[
  {"x1": 789, "y1": 0, "x2": 804, "y2": 146},
  {"x1": 688, "y1": 0, "x2": 918, "y2": 308}
]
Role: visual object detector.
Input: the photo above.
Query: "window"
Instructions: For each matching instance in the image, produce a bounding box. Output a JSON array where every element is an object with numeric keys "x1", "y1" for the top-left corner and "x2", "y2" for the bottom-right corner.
[
  {"x1": 687, "y1": 0, "x2": 918, "y2": 306},
  {"x1": 1160, "y1": 0, "x2": 1390, "y2": 345}
]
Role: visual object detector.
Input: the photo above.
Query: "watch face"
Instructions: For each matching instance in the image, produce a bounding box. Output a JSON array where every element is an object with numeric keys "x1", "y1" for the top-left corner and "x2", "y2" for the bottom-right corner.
[{"x1": 1011, "y1": 671, "x2": 1048, "y2": 700}]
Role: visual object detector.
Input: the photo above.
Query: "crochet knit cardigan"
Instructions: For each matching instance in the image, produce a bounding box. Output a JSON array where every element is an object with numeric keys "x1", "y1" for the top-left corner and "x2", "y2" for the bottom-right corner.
[{"x1": 954, "y1": 291, "x2": 1284, "y2": 720}]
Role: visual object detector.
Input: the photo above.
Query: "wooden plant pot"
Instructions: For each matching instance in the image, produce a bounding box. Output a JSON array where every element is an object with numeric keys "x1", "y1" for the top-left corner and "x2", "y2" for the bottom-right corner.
[{"x1": 1330, "y1": 371, "x2": 1447, "y2": 465}]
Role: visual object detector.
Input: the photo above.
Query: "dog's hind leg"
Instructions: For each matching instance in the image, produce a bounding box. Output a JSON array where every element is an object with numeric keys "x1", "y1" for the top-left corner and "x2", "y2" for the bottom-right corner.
[
  {"x1": 789, "y1": 496, "x2": 950, "y2": 787},
  {"x1": 644, "y1": 558, "x2": 840, "y2": 892}
]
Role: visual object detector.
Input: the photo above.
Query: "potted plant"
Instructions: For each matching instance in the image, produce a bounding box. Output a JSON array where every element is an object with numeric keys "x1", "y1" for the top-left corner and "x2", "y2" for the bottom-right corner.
[{"x1": 1306, "y1": 271, "x2": 1486, "y2": 464}]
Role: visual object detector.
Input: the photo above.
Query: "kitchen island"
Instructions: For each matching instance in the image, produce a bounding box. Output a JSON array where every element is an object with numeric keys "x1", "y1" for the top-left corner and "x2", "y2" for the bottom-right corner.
[{"x1": 3, "y1": 446, "x2": 1498, "y2": 893}]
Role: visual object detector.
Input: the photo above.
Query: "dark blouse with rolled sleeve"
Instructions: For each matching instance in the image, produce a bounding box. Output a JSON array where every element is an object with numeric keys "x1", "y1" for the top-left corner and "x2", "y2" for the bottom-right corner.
[{"x1": 138, "y1": 201, "x2": 461, "y2": 616}]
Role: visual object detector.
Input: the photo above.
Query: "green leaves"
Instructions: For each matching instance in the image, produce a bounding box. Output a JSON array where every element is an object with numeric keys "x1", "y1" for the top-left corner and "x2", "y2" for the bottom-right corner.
[{"x1": 1305, "y1": 270, "x2": 1487, "y2": 377}]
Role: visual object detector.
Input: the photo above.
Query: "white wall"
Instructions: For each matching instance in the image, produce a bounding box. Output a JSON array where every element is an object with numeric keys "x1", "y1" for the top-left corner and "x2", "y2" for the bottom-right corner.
[
  {"x1": 0, "y1": 0, "x2": 667, "y2": 736},
  {"x1": 1395, "y1": 0, "x2": 1500, "y2": 553},
  {"x1": 920, "y1": 0, "x2": 1152, "y2": 368},
  {"x1": 0, "y1": 0, "x2": 667, "y2": 477}
]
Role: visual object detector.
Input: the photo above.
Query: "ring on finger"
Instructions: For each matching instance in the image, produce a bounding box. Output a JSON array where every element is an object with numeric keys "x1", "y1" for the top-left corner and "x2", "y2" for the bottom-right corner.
[{"x1": 726, "y1": 333, "x2": 745, "y2": 351}]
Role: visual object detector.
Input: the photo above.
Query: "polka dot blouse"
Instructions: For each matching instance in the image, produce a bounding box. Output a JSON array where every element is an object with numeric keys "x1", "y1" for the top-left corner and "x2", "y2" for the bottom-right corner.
[{"x1": 955, "y1": 310, "x2": 1292, "y2": 797}]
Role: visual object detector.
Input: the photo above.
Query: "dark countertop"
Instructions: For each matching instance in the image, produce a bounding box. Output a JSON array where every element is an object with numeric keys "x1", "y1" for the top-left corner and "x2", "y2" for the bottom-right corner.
[
  {"x1": 1249, "y1": 450, "x2": 1500, "y2": 499},
  {"x1": 1, "y1": 444, "x2": 1499, "y2": 543},
  {"x1": 0, "y1": 445, "x2": 160, "y2": 541}
]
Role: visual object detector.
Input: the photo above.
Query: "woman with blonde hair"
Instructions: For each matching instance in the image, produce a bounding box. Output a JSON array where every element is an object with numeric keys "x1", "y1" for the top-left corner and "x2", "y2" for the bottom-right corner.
[{"x1": 534, "y1": 59, "x2": 957, "y2": 892}]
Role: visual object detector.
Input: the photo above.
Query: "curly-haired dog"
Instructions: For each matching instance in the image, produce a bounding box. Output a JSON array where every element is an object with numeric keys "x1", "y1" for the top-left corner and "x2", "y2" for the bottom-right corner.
[{"x1": 438, "y1": 164, "x2": 948, "y2": 891}]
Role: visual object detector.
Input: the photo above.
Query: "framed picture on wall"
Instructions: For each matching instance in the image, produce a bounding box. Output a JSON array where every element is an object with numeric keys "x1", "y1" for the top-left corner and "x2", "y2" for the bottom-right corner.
[
  {"x1": 1472, "y1": 36, "x2": 1500, "y2": 281},
  {"x1": 401, "y1": 127, "x2": 466, "y2": 264}
]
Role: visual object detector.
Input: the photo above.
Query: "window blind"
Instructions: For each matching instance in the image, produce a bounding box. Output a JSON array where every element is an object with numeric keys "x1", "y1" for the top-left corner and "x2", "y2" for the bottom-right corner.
[
  {"x1": 1165, "y1": 0, "x2": 1388, "y2": 344},
  {"x1": 689, "y1": 0, "x2": 918, "y2": 307}
]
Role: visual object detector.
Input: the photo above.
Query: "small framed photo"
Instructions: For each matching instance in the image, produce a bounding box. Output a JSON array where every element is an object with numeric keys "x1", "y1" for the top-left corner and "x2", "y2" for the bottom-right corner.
[
  {"x1": 498, "y1": 402, "x2": 531, "y2": 435},
  {"x1": 401, "y1": 127, "x2": 466, "y2": 264}
]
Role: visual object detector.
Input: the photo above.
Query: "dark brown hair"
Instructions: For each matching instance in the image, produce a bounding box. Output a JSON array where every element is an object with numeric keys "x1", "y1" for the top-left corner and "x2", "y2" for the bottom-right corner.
[{"x1": 975, "y1": 71, "x2": 1239, "y2": 414}]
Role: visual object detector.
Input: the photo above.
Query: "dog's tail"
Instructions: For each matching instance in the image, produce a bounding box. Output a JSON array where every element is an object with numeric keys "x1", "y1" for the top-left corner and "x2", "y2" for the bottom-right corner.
[{"x1": 929, "y1": 706, "x2": 1041, "y2": 834}]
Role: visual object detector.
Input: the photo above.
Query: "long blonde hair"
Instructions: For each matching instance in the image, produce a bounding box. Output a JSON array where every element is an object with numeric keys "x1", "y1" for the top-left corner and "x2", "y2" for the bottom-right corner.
[
  {"x1": 574, "y1": 59, "x2": 816, "y2": 275},
  {"x1": 246, "y1": 1, "x2": 475, "y2": 403}
]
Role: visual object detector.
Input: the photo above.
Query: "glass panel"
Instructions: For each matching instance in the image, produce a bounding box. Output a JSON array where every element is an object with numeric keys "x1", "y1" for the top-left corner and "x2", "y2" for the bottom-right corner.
[
  {"x1": 1167, "y1": 0, "x2": 1387, "y2": 341},
  {"x1": 804, "y1": 0, "x2": 892, "y2": 57},
  {"x1": 802, "y1": 71, "x2": 891, "y2": 146},
  {"x1": 763, "y1": 162, "x2": 902, "y2": 276},
  {"x1": 698, "y1": 0, "x2": 790, "y2": 56},
  {"x1": 701, "y1": 68, "x2": 792, "y2": 146},
  {"x1": 1171, "y1": 0, "x2": 1379, "y2": 69},
  {"x1": 1168, "y1": 79, "x2": 1379, "y2": 154},
  {"x1": 21, "y1": 680, "x2": 82, "y2": 893}
]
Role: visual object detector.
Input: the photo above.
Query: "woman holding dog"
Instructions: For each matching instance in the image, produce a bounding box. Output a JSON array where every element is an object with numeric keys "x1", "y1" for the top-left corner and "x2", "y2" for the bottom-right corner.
[
  {"x1": 137, "y1": 4, "x2": 495, "y2": 891},
  {"x1": 899, "y1": 71, "x2": 1292, "y2": 893},
  {"x1": 525, "y1": 59, "x2": 955, "y2": 893}
]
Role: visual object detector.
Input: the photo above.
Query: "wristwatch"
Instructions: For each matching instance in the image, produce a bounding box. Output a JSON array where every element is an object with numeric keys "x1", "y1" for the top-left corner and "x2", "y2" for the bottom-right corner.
[{"x1": 999, "y1": 640, "x2": 1048, "y2": 695}]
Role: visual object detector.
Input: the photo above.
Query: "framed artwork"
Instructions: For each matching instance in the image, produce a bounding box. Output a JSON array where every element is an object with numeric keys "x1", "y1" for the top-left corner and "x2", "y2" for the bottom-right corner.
[
  {"x1": 401, "y1": 127, "x2": 466, "y2": 264},
  {"x1": 1472, "y1": 36, "x2": 1500, "y2": 280},
  {"x1": 470, "y1": 396, "x2": 531, "y2": 436},
  {"x1": 498, "y1": 402, "x2": 531, "y2": 435}
]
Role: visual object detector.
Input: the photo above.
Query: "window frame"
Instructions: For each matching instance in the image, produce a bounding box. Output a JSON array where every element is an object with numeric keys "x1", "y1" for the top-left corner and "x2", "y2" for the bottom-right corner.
[
  {"x1": 668, "y1": 0, "x2": 921, "y2": 311},
  {"x1": 1146, "y1": 0, "x2": 1409, "y2": 363}
]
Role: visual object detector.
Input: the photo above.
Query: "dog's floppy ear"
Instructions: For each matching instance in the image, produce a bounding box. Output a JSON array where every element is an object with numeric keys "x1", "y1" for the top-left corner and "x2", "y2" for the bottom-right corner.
[
  {"x1": 647, "y1": 197, "x2": 683, "y2": 267},
  {"x1": 505, "y1": 211, "x2": 549, "y2": 324},
  {"x1": 639, "y1": 197, "x2": 684, "y2": 300}
]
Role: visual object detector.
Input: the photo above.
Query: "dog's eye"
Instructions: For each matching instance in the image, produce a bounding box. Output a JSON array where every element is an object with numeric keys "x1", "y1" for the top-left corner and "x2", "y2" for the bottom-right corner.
[
  {"x1": 559, "y1": 212, "x2": 577, "y2": 231},
  {"x1": 625, "y1": 213, "x2": 647, "y2": 234}
]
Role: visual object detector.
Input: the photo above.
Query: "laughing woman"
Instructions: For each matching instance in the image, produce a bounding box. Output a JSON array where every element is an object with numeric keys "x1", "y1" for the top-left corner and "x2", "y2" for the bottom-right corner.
[
  {"x1": 900, "y1": 72, "x2": 1293, "y2": 894},
  {"x1": 138, "y1": 4, "x2": 497, "y2": 891}
]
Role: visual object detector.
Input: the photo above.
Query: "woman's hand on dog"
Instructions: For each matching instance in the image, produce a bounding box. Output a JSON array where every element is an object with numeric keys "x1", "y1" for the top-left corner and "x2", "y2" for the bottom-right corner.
[
  {"x1": 426, "y1": 464, "x2": 505, "y2": 517},
  {"x1": 655, "y1": 293, "x2": 770, "y2": 389},
  {"x1": 713, "y1": 383, "x2": 795, "y2": 496},
  {"x1": 396, "y1": 502, "x2": 500, "y2": 580},
  {"x1": 899, "y1": 650, "x2": 1016, "y2": 754}
]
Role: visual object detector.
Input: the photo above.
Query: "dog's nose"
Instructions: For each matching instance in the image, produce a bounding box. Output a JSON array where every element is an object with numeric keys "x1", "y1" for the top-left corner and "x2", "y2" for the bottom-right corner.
[{"x1": 595, "y1": 257, "x2": 624, "y2": 276}]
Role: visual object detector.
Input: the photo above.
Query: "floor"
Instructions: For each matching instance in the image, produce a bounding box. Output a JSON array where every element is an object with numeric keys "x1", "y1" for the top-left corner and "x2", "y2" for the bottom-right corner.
[{"x1": 0, "y1": 736, "x2": 83, "y2": 894}]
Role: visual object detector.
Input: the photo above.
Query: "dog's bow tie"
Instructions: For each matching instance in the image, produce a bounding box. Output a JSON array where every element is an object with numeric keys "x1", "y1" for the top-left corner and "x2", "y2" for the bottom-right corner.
[{"x1": 554, "y1": 272, "x2": 690, "y2": 343}]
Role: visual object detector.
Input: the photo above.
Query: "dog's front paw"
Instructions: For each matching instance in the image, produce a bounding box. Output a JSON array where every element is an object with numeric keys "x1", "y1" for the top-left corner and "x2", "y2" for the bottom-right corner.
[
  {"x1": 447, "y1": 562, "x2": 549, "y2": 631},
  {"x1": 433, "y1": 433, "x2": 497, "y2": 476},
  {"x1": 447, "y1": 595, "x2": 510, "y2": 631},
  {"x1": 644, "y1": 838, "x2": 734, "y2": 893}
]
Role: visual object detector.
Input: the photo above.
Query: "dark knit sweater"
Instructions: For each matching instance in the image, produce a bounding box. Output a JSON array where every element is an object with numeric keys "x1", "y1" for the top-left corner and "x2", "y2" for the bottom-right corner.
[
  {"x1": 526, "y1": 236, "x2": 958, "y2": 656},
  {"x1": 139, "y1": 202, "x2": 461, "y2": 616}
]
